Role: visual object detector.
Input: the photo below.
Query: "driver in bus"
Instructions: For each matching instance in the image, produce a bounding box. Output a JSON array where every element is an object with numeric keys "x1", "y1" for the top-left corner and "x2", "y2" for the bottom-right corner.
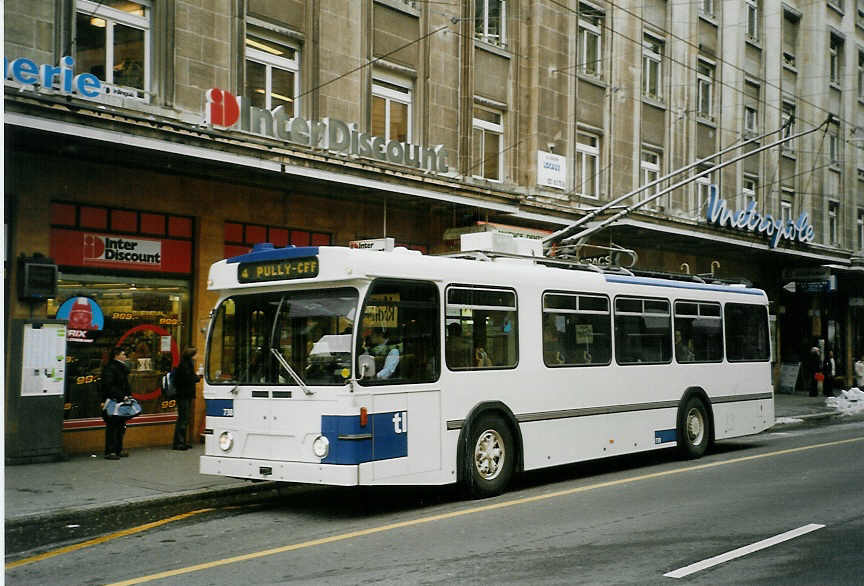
[{"x1": 370, "y1": 328, "x2": 400, "y2": 379}]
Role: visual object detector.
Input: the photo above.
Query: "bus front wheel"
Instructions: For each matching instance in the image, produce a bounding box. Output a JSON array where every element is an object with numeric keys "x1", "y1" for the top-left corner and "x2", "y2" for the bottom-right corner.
[
  {"x1": 678, "y1": 396, "x2": 709, "y2": 459},
  {"x1": 465, "y1": 414, "x2": 514, "y2": 498}
]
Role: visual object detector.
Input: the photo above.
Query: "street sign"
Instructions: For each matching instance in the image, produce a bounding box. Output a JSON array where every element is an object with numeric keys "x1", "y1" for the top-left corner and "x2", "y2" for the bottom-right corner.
[
  {"x1": 796, "y1": 280, "x2": 828, "y2": 294},
  {"x1": 782, "y1": 281, "x2": 796, "y2": 293}
]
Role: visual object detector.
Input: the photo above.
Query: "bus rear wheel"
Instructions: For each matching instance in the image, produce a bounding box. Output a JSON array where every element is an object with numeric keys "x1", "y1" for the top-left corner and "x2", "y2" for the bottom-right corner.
[
  {"x1": 678, "y1": 396, "x2": 709, "y2": 459},
  {"x1": 465, "y1": 414, "x2": 514, "y2": 498}
]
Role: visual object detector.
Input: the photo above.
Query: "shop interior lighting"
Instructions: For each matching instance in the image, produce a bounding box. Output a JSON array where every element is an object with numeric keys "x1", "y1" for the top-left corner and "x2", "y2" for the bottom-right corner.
[
  {"x1": 245, "y1": 38, "x2": 283, "y2": 55},
  {"x1": 90, "y1": 17, "x2": 107, "y2": 27}
]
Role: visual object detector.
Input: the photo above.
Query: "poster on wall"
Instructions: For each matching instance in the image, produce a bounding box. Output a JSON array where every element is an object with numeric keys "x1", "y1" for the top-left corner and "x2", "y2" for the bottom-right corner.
[{"x1": 55, "y1": 297, "x2": 105, "y2": 343}]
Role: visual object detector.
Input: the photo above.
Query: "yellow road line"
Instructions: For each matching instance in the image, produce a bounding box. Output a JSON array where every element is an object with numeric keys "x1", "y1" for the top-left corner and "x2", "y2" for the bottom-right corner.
[
  {"x1": 107, "y1": 435, "x2": 864, "y2": 586},
  {"x1": 5, "y1": 508, "x2": 214, "y2": 570}
]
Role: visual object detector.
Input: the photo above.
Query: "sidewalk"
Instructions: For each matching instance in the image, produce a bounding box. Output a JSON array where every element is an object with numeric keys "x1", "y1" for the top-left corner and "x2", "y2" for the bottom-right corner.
[{"x1": 2, "y1": 392, "x2": 852, "y2": 554}]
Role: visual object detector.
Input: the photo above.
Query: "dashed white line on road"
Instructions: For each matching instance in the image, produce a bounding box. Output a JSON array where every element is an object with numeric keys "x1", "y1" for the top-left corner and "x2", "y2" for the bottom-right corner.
[{"x1": 664, "y1": 523, "x2": 826, "y2": 579}]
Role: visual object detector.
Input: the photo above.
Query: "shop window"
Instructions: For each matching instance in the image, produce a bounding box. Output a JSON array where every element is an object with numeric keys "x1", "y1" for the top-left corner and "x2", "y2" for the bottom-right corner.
[
  {"x1": 245, "y1": 31, "x2": 299, "y2": 114},
  {"x1": 75, "y1": 0, "x2": 151, "y2": 100},
  {"x1": 47, "y1": 275, "x2": 190, "y2": 421},
  {"x1": 446, "y1": 285, "x2": 517, "y2": 370},
  {"x1": 372, "y1": 77, "x2": 412, "y2": 143},
  {"x1": 52, "y1": 203, "x2": 193, "y2": 243},
  {"x1": 542, "y1": 292, "x2": 611, "y2": 367}
]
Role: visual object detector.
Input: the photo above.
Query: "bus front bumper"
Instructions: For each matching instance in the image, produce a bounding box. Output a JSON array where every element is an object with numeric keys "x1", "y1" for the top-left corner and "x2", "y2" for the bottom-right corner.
[{"x1": 200, "y1": 455, "x2": 358, "y2": 485}]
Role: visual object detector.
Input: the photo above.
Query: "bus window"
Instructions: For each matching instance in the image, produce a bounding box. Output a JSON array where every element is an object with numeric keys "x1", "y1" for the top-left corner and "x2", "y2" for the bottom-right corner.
[
  {"x1": 673, "y1": 301, "x2": 723, "y2": 363},
  {"x1": 724, "y1": 303, "x2": 769, "y2": 362},
  {"x1": 357, "y1": 280, "x2": 439, "y2": 385},
  {"x1": 614, "y1": 297, "x2": 672, "y2": 364},
  {"x1": 206, "y1": 288, "x2": 358, "y2": 385},
  {"x1": 446, "y1": 286, "x2": 517, "y2": 370},
  {"x1": 542, "y1": 292, "x2": 611, "y2": 367}
]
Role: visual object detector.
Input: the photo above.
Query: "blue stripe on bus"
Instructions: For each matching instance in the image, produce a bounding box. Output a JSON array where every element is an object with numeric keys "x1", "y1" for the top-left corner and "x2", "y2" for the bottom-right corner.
[
  {"x1": 206, "y1": 399, "x2": 234, "y2": 417},
  {"x1": 654, "y1": 429, "x2": 676, "y2": 444},
  {"x1": 226, "y1": 245, "x2": 320, "y2": 264},
  {"x1": 321, "y1": 412, "x2": 408, "y2": 465},
  {"x1": 605, "y1": 275, "x2": 765, "y2": 296}
]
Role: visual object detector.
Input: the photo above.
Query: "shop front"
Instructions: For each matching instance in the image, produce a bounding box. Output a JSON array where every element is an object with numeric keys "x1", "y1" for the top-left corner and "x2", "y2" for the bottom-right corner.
[{"x1": 45, "y1": 202, "x2": 194, "y2": 454}]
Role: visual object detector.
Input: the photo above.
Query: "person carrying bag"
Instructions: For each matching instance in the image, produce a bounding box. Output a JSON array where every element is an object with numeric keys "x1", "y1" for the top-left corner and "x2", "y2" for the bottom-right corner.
[
  {"x1": 172, "y1": 347, "x2": 202, "y2": 450},
  {"x1": 101, "y1": 347, "x2": 137, "y2": 460}
]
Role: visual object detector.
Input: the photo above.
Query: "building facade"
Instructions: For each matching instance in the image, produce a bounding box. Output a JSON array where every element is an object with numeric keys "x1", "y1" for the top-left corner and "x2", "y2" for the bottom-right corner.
[{"x1": 5, "y1": 0, "x2": 863, "y2": 455}]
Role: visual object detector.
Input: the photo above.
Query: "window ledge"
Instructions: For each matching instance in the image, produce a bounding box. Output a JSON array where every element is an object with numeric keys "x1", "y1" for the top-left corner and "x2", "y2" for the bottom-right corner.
[
  {"x1": 827, "y1": 2, "x2": 845, "y2": 17},
  {"x1": 373, "y1": 0, "x2": 420, "y2": 17},
  {"x1": 782, "y1": 63, "x2": 798, "y2": 74},
  {"x1": 698, "y1": 13, "x2": 718, "y2": 26},
  {"x1": 641, "y1": 95, "x2": 666, "y2": 109},
  {"x1": 830, "y1": 82, "x2": 842, "y2": 91},
  {"x1": 781, "y1": 150, "x2": 797, "y2": 161},
  {"x1": 745, "y1": 37, "x2": 762, "y2": 50},
  {"x1": 577, "y1": 73, "x2": 608, "y2": 89},
  {"x1": 696, "y1": 116, "x2": 717, "y2": 128},
  {"x1": 858, "y1": 97, "x2": 864, "y2": 106},
  {"x1": 474, "y1": 38, "x2": 512, "y2": 59}
]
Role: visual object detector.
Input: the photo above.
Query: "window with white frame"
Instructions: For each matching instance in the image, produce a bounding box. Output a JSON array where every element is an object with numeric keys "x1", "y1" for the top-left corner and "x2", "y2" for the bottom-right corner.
[
  {"x1": 746, "y1": 0, "x2": 760, "y2": 41},
  {"x1": 829, "y1": 35, "x2": 843, "y2": 85},
  {"x1": 472, "y1": 106, "x2": 503, "y2": 181},
  {"x1": 781, "y1": 101, "x2": 796, "y2": 153},
  {"x1": 857, "y1": 208, "x2": 864, "y2": 250},
  {"x1": 694, "y1": 168, "x2": 714, "y2": 218},
  {"x1": 245, "y1": 32, "x2": 300, "y2": 114},
  {"x1": 744, "y1": 106, "x2": 758, "y2": 133},
  {"x1": 781, "y1": 188, "x2": 795, "y2": 224},
  {"x1": 372, "y1": 77, "x2": 412, "y2": 143},
  {"x1": 640, "y1": 147, "x2": 662, "y2": 207},
  {"x1": 475, "y1": 0, "x2": 506, "y2": 46},
  {"x1": 700, "y1": 0, "x2": 714, "y2": 18},
  {"x1": 696, "y1": 60, "x2": 714, "y2": 120},
  {"x1": 858, "y1": 50, "x2": 864, "y2": 100},
  {"x1": 575, "y1": 131, "x2": 600, "y2": 198},
  {"x1": 579, "y1": 4, "x2": 603, "y2": 77},
  {"x1": 828, "y1": 200, "x2": 840, "y2": 244},
  {"x1": 643, "y1": 35, "x2": 663, "y2": 100},
  {"x1": 740, "y1": 175, "x2": 758, "y2": 210},
  {"x1": 75, "y1": 0, "x2": 150, "y2": 99}
]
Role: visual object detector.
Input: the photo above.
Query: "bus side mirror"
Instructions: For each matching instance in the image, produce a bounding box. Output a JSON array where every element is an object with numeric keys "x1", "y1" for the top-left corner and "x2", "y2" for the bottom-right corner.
[{"x1": 358, "y1": 355, "x2": 375, "y2": 380}]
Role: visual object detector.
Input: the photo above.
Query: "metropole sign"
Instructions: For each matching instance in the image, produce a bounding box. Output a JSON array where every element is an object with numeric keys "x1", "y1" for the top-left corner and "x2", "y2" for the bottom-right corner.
[{"x1": 205, "y1": 88, "x2": 451, "y2": 174}]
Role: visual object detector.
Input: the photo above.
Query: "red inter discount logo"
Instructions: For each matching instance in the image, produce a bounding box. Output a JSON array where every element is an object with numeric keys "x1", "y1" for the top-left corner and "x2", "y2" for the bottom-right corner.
[
  {"x1": 205, "y1": 88, "x2": 240, "y2": 128},
  {"x1": 83, "y1": 234, "x2": 105, "y2": 260}
]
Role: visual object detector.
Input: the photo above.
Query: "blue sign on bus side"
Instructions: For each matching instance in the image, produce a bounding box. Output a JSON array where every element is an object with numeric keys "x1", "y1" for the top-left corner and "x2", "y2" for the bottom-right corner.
[
  {"x1": 206, "y1": 399, "x2": 234, "y2": 417},
  {"x1": 321, "y1": 411, "x2": 408, "y2": 465}
]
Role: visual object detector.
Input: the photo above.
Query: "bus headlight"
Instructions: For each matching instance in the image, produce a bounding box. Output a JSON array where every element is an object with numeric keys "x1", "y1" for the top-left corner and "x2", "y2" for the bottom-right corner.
[
  {"x1": 218, "y1": 431, "x2": 234, "y2": 452},
  {"x1": 312, "y1": 435, "x2": 330, "y2": 458}
]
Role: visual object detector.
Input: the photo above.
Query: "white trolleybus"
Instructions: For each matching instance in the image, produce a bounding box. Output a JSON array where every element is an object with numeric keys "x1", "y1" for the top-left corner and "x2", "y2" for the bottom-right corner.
[{"x1": 200, "y1": 234, "x2": 773, "y2": 497}]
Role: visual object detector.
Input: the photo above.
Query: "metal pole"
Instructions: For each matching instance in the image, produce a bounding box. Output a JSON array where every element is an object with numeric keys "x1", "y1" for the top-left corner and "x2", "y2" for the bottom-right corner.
[
  {"x1": 542, "y1": 116, "x2": 796, "y2": 249},
  {"x1": 558, "y1": 115, "x2": 833, "y2": 246}
]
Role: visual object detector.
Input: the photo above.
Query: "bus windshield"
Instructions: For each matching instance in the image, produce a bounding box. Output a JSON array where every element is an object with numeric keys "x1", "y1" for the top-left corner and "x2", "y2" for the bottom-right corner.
[{"x1": 207, "y1": 287, "x2": 358, "y2": 386}]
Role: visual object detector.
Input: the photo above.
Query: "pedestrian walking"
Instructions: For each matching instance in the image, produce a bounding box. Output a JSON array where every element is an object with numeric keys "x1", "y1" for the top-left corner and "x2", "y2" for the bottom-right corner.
[
  {"x1": 172, "y1": 346, "x2": 201, "y2": 450},
  {"x1": 808, "y1": 345, "x2": 822, "y2": 397},
  {"x1": 823, "y1": 349, "x2": 836, "y2": 397},
  {"x1": 102, "y1": 347, "x2": 132, "y2": 460}
]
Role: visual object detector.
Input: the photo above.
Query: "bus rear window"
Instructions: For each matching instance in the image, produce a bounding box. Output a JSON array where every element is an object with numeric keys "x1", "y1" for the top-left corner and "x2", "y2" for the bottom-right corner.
[{"x1": 724, "y1": 303, "x2": 770, "y2": 362}]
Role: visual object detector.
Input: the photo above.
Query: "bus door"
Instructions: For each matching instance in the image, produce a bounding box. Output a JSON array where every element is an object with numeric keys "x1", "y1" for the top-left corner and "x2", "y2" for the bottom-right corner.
[{"x1": 355, "y1": 279, "x2": 442, "y2": 482}]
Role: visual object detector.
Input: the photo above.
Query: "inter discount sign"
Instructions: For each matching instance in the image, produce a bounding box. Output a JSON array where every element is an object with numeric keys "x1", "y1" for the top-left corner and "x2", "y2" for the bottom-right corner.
[{"x1": 84, "y1": 234, "x2": 162, "y2": 266}]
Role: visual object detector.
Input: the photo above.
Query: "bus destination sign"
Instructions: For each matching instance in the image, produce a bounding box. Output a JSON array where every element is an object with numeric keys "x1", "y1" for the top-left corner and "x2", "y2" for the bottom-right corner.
[{"x1": 238, "y1": 257, "x2": 319, "y2": 283}]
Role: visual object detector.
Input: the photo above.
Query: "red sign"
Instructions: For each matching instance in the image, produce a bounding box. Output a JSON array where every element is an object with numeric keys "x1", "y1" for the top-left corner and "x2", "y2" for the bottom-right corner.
[{"x1": 51, "y1": 229, "x2": 192, "y2": 274}]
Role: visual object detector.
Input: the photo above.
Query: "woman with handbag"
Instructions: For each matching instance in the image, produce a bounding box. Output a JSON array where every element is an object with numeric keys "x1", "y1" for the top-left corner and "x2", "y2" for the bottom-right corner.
[
  {"x1": 102, "y1": 347, "x2": 132, "y2": 460},
  {"x1": 172, "y1": 347, "x2": 201, "y2": 450}
]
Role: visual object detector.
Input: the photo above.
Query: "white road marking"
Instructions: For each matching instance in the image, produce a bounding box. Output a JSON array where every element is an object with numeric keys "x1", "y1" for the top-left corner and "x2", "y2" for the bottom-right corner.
[{"x1": 664, "y1": 523, "x2": 825, "y2": 579}]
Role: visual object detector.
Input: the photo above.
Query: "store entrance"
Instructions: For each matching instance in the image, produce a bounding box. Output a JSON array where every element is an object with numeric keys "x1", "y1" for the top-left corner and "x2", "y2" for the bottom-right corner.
[{"x1": 47, "y1": 274, "x2": 190, "y2": 422}]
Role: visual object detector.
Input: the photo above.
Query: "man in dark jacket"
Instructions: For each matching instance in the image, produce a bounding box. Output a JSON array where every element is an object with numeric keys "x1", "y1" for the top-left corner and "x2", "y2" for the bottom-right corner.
[
  {"x1": 102, "y1": 347, "x2": 132, "y2": 460},
  {"x1": 172, "y1": 347, "x2": 202, "y2": 450}
]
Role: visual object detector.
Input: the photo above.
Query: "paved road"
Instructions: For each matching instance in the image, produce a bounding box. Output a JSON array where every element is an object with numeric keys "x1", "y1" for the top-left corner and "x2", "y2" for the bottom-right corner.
[{"x1": 7, "y1": 421, "x2": 864, "y2": 585}]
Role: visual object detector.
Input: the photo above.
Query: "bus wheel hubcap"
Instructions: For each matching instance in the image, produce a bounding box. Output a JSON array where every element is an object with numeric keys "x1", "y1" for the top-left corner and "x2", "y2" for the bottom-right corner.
[
  {"x1": 475, "y1": 429, "x2": 505, "y2": 480},
  {"x1": 686, "y1": 409, "x2": 704, "y2": 445}
]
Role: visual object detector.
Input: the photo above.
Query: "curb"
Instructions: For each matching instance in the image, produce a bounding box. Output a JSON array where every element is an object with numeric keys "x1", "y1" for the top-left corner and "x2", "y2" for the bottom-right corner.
[{"x1": 5, "y1": 481, "x2": 290, "y2": 556}]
